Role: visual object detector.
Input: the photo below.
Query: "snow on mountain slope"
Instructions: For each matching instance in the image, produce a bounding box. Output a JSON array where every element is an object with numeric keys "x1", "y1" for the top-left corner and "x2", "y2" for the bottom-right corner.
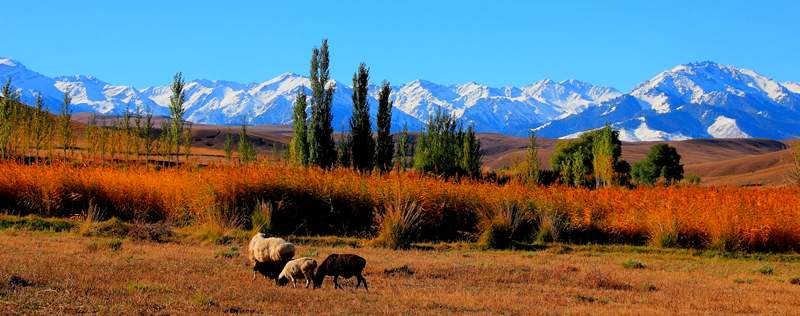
[
  {"x1": 616, "y1": 119, "x2": 693, "y2": 142},
  {"x1": 54, "y1": 74, "x2": 166, "y2": 115},
  {"x1": 630, "y1": 61, "x2": 799, "y2": 113},
  {"x1": 784, "y1": 82, "x2": 800, "y2": 95},
  {"x1": 390, "y1": 78, "x2": 620, "y2": 135},
  {"x1": 557, "y1": 118, "x2": 692, "y2": 142},
  {"x1": 2, "y1": 57, "x2": 798, "y2": 140},
  {"x1": 541, "y1": 61, "x2": 800, "y2": 141},
  {"x1": 0, "y1": 57, "x2": 619, "y2": 135},
  {"x1": 706, "y1": 116, "x2": 751, "y2": 138},
  {"x1": 0, "y1": 58, "x2": 80, "y2": 113}
]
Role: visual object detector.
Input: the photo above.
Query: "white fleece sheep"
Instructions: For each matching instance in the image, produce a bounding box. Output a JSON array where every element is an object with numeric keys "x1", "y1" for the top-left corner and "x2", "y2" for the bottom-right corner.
[
  {"x1": 248, "y1": 234, "x2": 296, "y2": 280},
  {"x1": 278, "y1": 257, "x2": 318, "y2": 289}
]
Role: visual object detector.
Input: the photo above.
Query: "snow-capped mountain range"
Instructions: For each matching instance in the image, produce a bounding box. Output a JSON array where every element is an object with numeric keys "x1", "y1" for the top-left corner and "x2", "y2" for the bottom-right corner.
[{"x1": 1, "y1": 57, "x2": 798, "y2": 140}]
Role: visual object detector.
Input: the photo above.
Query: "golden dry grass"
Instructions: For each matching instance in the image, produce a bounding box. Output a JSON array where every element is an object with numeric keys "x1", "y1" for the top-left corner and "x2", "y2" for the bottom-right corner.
[
  {"x1": 3, "y1": 161, "x2": 800, "y2": 252},
  {"x1": 2, "y1": 232, "x2": 800, "y2": 315}
]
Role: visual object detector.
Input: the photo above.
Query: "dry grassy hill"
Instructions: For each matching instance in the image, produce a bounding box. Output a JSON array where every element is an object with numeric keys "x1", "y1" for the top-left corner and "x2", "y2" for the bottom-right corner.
[
  {"x1": 71, "y1": 112, "x2": 796, "y2": 186},
  {"x1": 479, "y1": 134, "x2": 792, "y2": 186}
]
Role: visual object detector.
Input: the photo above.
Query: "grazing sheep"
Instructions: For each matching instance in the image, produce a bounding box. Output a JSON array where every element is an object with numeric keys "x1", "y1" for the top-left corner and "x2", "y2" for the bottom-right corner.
[
  {"x1": 277, "y1": 257, "x2": 318, "y2": 289},
  {"x1": 247, "y1": 233, "x2": 296, "y2": 280},
  {"x1": 253, "y1": 259, "x2": 291, "y2": 285},
  {"x1": 313, "y1": 254, "x2": 368, "y2": 291}
]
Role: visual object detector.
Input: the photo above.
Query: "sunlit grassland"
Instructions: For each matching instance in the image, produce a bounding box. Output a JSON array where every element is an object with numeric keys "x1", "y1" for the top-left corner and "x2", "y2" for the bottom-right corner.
[{"x1": 1, "y1": 231, "x2": 800, "y2": 315}]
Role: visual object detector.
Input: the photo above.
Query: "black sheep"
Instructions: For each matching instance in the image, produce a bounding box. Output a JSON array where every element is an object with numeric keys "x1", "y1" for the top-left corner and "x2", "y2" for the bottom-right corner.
[
  {"x1": 253, "y1": 259, "x2": 291, "y2": 285},
  {"x1": 313, "y1": 254, "x2": 368, "y2": 291}
]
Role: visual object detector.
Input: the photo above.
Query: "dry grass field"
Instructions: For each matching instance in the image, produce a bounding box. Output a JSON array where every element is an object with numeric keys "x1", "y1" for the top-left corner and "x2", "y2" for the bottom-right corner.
[{"x1": 3, "y1": 231, "x2": 800, "y2": 315}]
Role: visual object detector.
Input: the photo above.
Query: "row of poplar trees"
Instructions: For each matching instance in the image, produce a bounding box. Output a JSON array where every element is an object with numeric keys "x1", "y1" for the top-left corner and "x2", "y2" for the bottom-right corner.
[
  {"x1": 288, "y1": 39, "x2": 403, "y2": 173},
  {"x1": 288, "y1": 39, "x2": 483, "y2": 176},
  {"x1": 0, "y1": 72, "x2": 197, "y2": 167},
  {"x1": 0, "y1": 78, "x2": 76, "y2": 163}
]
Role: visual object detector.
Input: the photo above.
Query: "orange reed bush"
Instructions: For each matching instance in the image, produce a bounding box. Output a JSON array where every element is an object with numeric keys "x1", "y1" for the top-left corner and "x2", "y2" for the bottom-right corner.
[{"x1": 3, "y1": 160, "x2": 800, "y2": 251}]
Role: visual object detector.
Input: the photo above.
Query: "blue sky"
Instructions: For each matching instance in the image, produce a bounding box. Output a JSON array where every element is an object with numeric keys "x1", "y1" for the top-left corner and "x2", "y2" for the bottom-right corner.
[{"x1": 1, "y1": 1, "x2": 798, "y2": 92}]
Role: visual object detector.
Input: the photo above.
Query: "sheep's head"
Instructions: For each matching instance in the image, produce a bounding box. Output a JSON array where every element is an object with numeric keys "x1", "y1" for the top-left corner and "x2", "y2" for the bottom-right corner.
[
  {"x1": 253, "y1": 263, "x2": 273, "y2": 279},
  {"x1": 312, "y1": 274, "x2": 324, "y2": 289},
  {"x1": 277, "y1": 277, "x2": 290, "y2": 286}
]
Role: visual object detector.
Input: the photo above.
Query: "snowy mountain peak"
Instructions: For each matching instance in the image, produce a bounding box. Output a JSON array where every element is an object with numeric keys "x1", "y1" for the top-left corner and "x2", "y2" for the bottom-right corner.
[
  {"x1": 784, "y1": 82, "x2": 800, "y2": 95},
  {"x1": 0, "y1": 58, "x2": 21, "y2": 67},
  {"x1": 1, "y1": 58, "x2": 798, "y2": 140},
  {"x1": 55, "y1": 75, "x2": 108, "y2": 86},
  {"x1": 537, "y1": 61, "x2": 800, "y2": 140}
]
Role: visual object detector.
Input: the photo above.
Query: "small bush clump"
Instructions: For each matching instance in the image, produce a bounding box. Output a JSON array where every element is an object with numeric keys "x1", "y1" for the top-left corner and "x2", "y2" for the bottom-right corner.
[
  {"x1": 733, "y1": 278, "x2": 752, "y2": 284},
  {"x1": 372, "y1": 194, "x2": 423, "y2": 250},
  {"x1": 477, "y1": 199, "x2": 529, "y2": 249},
  {"x1": 193, "y1": 294, "x2": 215, "y2": 306},
  {"x1": 752, "y1": 265, "x2": 773, "y2": 274},
  {"x1": 214, "y1": 247, "x2": 240, "y2": 259},
  {"x1": 85, "y1": 238, "x2": 123, "y2": 252},
  {"x1": 622, "y1": 260, "x2": 644, "y2": 269}
]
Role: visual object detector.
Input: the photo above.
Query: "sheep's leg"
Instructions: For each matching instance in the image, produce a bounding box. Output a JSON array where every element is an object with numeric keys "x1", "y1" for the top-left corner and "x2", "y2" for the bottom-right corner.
[
  {"x1": 357, "y1": 274, "x2": 369, "y2": 292},
  {"x1": 252, "y1": 270, "x2": 257, "y2": 281},
  {"x1": 291, "y1": 276, "x2": 297, "y2": 289},
  {"x1": 333, "y1": 275, "x2": 342, "y2": 289},
  {"x1": 306, "y1": 272, "x2": 315, "y2": 289}
]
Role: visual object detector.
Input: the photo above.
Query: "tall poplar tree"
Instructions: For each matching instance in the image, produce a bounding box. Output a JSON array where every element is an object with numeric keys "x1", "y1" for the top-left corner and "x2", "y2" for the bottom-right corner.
[
  {"x1": 396, "y1": 122, "x2": 411, "y2": 171},
  {"x1": 338, "y1": 126, "x2": 351, "y2": 168},
  {"x1": 184, "y1": 122, "x2": 193, "y2": 164},
  {"x1": 375, "y1": 80, "x2": 394, "y2": 173},
  {"x1": 32, "y1": 92, "x2": 52, "y2": 163},
  {"x1": 169, "y1": 72, "x2": 186, "y2": 165},
  {"x1": 512, "y1": 130, "x2": 541, "y2": 185},
  {"x1": 142, "y1": 104, "x2": 155, "y2": 165},
  {"x1": 58, "y1": 88, "x2": 74, "y2": 160},
  {"x1": 348, "y1": 62, "x2": 374, "y2": 172},
  {"x1": 99, "y1": 117, "x2": 109, "y2": 162},
  {"x1": 159, "y1": 120, "x2": 172, "y2": 167},
  {"x1": 223, "y1": 126, "x2": 235, "y2": 163},
  {"x1": 592, "y1": 122, "x2": 615, "y2": 188},
  {"x1": 461, "y1": 125, "x2": 482, "y2": 176},
  {"x1": 122, "y1": 104, "x2": 133, "y2": 163},
  {"x1": 308, "y1": 39, "x2": 336, "y2": 169},
  {"x1": 133, "y1": 105, "x2": 143, "y2": 161},
  {"x1": 0, "y1": 78, "x2": 21, "y2": 160},
  {"x1": 238, "y1": 115, "x2": 255, "y2": 164},
  {"x1": 414, "y1": 107, "x2": 482, "y2": 178},
  {"x1": 290, "y1": 86, "x2": 309, "y2": 166}
]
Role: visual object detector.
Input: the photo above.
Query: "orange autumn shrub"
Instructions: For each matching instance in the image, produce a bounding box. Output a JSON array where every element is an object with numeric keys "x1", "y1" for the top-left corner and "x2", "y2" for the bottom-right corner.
[{"x1": 2, "y1": 160, "x2": 800, "y2": 252}]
